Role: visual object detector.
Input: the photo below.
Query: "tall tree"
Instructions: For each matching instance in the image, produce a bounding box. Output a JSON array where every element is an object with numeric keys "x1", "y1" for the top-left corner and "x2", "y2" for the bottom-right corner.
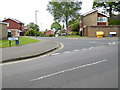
[
  {"x1": 92, "y1": 1, "x2": 120, "y2": 18},
  {"x1": 47, "y1": 0, "x2": 82, "y2": 36},
  {"x1": 51, "y1": 22, "x2": 62, "y2": 34}
]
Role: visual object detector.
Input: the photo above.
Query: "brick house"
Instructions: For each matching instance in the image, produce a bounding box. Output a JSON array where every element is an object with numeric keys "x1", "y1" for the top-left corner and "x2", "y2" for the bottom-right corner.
[
  {"x1": 0, "y1": 21, "x2": 8, "y2": 40},
  {"x1": 46, "y1": 30, "x2": 54, "y2": 35},
  {"x1": 79, "y1": 10, "x2": 120, "y2": 37},
  {"x1": 2, "y1": 18, "x2": 24, "y2": 37}
]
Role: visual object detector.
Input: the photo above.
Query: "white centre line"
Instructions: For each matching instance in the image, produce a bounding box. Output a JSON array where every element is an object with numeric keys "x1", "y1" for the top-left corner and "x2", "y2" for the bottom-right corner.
[
  {"x1": 73, "y1": 50, "x2": 79, "y2": 52},
  {"x1": 82, "y1": 48, "x2": 87, "y2": 50},
  {"x1": 64, "y1": 51, "x2": 71, "y2": 54},
  {"x1": 89, "y1": 47, "x2": 94, "y2": 50},
  {"x1": 30, "y1": 59, "x2": 107, "y2": 82}
]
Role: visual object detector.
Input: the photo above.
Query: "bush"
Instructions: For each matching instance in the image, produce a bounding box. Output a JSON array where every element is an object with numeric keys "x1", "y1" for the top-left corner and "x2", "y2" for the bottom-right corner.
[{"x1": 46, "y1": 34, "x2": 54, "y2": 37}]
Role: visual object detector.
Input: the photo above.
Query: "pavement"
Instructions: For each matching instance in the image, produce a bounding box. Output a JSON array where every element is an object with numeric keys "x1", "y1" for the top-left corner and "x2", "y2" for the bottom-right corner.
[{"x1": 1, "y1": 37, "x2": 61, "y2": 63}]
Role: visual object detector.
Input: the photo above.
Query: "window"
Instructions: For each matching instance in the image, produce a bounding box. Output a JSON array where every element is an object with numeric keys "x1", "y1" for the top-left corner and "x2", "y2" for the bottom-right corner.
[
  {"x1": 7, "y1": 23, "x2": 9, "y2": 27},
  {"x1": 97, "y1": 17, "x2": 107, "y2": 22}
]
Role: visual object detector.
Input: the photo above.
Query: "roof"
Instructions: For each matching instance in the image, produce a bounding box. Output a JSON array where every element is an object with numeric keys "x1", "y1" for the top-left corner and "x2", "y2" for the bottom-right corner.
[
  {"x1": 82, "y1": 9, "x2": 109, "y2": 17},
  {"x1": 3, "y1": 18, "x2": 24, "y2": 24}
]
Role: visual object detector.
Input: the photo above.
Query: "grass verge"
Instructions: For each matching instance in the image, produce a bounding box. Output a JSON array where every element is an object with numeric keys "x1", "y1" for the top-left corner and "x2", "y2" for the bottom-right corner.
[{"x1": 0, "y1": 37, "x2": 40, "y2": 48}]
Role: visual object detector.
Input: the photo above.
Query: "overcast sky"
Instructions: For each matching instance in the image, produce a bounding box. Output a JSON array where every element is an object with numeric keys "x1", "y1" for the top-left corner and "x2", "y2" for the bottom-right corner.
[{"x1": 0, "y1": 0, "x2": 94, "y2": 31}]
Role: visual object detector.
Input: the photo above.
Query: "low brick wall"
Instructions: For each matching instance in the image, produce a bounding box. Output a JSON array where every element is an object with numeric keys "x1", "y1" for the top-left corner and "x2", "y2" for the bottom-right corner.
[{"x1": 87, "y1": 25, "x2": 120, "y2": 37}]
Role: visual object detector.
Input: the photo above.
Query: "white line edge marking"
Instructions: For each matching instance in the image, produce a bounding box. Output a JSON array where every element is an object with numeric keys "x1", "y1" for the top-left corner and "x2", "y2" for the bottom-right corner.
[{"x1": 30, "y1": 59, "x2": 107, "y2": 82}]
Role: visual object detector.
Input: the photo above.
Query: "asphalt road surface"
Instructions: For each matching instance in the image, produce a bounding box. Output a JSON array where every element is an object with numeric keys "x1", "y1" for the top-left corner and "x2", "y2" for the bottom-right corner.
[{"x1": 2, "y1": 37, "x2": 119, "y2": 88}]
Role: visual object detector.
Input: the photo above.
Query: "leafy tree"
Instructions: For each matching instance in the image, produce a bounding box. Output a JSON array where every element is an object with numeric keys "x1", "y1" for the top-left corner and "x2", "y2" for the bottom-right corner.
[
  {"x1": 25, "y1": 29, "x2": 36, "y2": 36},
  {"x1": 92, "y1": 1, "x2": 120, "y2": 18},
  {"x1": 71, "y1": 20, "x2": 80, "y2": 32},
  {"x1": 27, "y1": 22, "x2": 39, "y2": 31},
  {"x1": 51, "y1": 22, "x2": 62, "y2": 34},
  {"x1": 47, "y1": 0, "x2": 82, "y2": 35}
]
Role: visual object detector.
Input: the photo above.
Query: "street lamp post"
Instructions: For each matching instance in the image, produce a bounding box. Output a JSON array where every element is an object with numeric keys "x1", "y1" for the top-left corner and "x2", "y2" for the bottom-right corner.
[
  {"x1": 35, "y1": 10, "x2": 39, "y2": 38},
  {"x1": 35, "y1": 10, "x2": 39, "y2": 25}
]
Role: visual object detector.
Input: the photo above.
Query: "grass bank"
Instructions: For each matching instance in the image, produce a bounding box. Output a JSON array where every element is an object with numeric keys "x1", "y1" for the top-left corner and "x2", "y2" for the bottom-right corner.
[{"x1": 0, "y1": 37, "x2": 40, "y2": 48}]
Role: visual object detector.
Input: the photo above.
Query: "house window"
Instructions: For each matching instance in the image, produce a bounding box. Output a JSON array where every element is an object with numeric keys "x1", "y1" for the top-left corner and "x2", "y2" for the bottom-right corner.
[
  {"x1": 97, "y1": 17, "x2": 107, "y2": 22},
  {"x1": 7, "y1": 23, "x2": 9, "y2": 27}
]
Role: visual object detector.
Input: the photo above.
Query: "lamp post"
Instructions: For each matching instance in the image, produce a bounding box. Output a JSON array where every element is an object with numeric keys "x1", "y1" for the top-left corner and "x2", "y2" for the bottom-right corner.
[
  {"x1": 35, "y1": 10, "x2": 39, "y2": 38},
  {"x1": 35, "y1": 10, "x2": 39, "y2": 25}
]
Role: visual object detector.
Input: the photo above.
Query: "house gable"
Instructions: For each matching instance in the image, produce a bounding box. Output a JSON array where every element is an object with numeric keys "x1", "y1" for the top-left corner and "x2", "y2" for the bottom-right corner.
[{"x1": 3, "y1": 18, "x2": 24, "y2": 30}]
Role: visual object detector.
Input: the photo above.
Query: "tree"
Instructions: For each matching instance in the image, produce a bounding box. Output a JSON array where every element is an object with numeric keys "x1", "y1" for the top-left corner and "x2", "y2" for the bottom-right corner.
[
  {"x1": 27, "y1": 22, "x2": 39, "y2": 31},
  {"x1": 47, "y1": 0, "x2": 82, "y2": 36},
  {"x1": 71, "y1": 20, "x2": 80, "y2": 32},
  {"x1": 92, "y1": 1, "x2": 120, "y2": 18},
  {"x1": 25, "y1": 29, "x2": 36, "y2": 36},
  {"x1": 51, "y1": 22, "x2": 62, "y2": 34}
]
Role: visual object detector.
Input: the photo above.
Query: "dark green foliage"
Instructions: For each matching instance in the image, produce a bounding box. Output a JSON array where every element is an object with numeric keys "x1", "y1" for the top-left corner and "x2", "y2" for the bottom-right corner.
[
  {"x1": 46, "y1": 34, "x2": 54, "y2": 37},
  {"x1": 71, "y1": 20, "x2": 80, "y2": 32},
  {"x1": 108, "y1": 19, "x2": 120, "y2": 25}
]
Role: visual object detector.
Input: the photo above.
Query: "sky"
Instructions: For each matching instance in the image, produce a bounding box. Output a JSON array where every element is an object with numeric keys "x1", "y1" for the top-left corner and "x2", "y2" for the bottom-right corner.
[{"x1": 0, "y1": 0, "x2": 94, "y2": 31}]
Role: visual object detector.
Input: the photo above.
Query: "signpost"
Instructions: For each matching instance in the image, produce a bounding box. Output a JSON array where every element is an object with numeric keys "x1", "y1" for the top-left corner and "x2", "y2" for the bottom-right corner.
[{"x1": 8, "y1": 37, "x2": 19, "y2": 47}]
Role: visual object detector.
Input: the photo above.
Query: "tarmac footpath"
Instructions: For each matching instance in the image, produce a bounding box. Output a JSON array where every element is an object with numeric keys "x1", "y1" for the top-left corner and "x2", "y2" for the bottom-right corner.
[{"x1": 1, "y1": 37, "x2": 62, "y2": 63}]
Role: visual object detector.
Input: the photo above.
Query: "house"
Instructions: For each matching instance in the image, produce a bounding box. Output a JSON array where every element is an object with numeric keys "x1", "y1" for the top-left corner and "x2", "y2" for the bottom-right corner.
[
  {"x1": 80, "y1": 10, "x2": 120, "y2": 37},
  {"x1": 0, "y1": 21, "x2": 8, "y2": 40},
  {"x1": 80, "y1": 10, "x2": 108, "y2": 36},
  {"x1": 46, "y1": 30, "x2": 54, "y2": 36},
  {"x1": 2, "y1": 18, "x2": 24, "y2": 37}
]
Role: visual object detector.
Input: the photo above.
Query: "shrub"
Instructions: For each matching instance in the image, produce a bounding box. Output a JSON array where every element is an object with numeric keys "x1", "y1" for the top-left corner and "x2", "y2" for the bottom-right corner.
[{"x1": 46, "y1": 34, "x2": 54, "y2": 37}]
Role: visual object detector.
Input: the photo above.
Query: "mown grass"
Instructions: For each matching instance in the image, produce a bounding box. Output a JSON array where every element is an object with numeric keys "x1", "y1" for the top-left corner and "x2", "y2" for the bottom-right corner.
[{"x1": 0, "y1": 37, "x2": 40, "y2": 48}]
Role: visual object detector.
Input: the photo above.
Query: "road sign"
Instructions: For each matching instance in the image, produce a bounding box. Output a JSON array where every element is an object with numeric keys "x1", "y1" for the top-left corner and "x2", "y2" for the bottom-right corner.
[{"x1": 8, "y1": 37, "x2": 18, "y2": 41}]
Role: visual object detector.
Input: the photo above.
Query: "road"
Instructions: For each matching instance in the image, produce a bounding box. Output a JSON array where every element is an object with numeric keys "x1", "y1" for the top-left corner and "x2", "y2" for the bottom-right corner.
[{"x1": 2, "y1": 37, "x2": 119, "y2": 88}]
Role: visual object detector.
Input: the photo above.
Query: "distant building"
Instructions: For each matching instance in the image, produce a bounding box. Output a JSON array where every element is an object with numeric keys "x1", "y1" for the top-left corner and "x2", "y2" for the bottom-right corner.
[
  {"x1": 2, "y1": 18, "x2": 24, "y2": 37},
  {"x1": 46, "y1": 30, "x2": 54, "y2": 35},
  {"x1": 0, "y1": 21, "x2": 8, "y2": 40},
  {"x1": 80, "y1": 10, "x2": 120, "y2": 37}
]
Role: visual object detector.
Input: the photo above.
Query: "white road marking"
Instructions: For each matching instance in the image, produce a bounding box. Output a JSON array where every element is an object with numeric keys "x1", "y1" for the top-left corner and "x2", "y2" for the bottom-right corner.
[
  {"x1": 89, "y1": 47, "x2": 94, "y2": 50},
  {"x1": 108, "y1": 42, "x2": 112, "y2": 45},
  {"x1": 73, "y1": 50, "x2": 79, "y2": 52},
  {"x1": 89, "y1": 41, "x2": 105, "y2": 44},
  {"x1": 30, "y1": 59, "x2": 107, "y2": 82},
  {"x1": 51, "y1": 53, "x2": 60, "y2": 56},
  {"x1": 82, "y1": 48, "x2": 87, "y2": 50},
  {"x1": 111, "y1": 42, "x2": 116, "y2": 45},
  {"x1": 64, "y1": 51, "x2": 70, "y2": 54}
]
